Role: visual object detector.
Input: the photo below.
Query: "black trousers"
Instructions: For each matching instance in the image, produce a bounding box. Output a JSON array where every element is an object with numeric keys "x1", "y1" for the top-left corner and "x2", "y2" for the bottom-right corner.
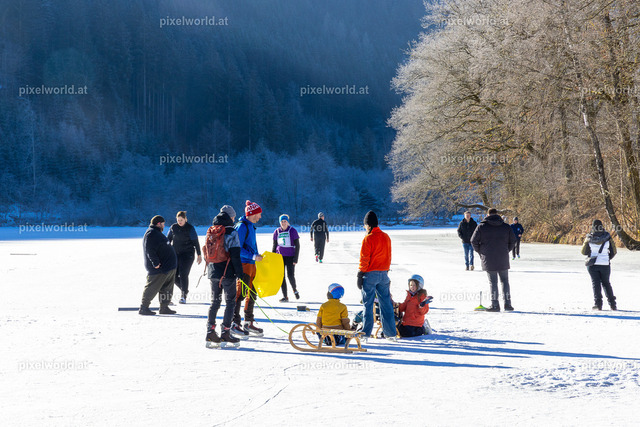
[
  {"x1": 398, "y1": 324, "x2": 425, "y2": 337},
  {"x1": 487, "y1": 270, "x2": 511, "y2": 306},
  {"x1": 175, "y1": 252, "x2": 195, "y2": 296},
  {"x1": 208, "y1": 275, "x2": 237, "y2": 329},
  {"x1": 313, "y1": 237, "x2": 326, "y2": 260},
  {"x1": 280, "y1": 256, "x2": 298, "y2": 298},
  {"x1": 512, "y1": 240, "x2": 521, "y2": 257},
  {"x1": 587, "y1": 265, "x2": 616, "y2": 307}
]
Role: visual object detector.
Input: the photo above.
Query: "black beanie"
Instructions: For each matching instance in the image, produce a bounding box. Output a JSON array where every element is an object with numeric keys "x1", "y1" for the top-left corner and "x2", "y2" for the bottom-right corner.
[
  {"x1": 364, "y1": 210, "x2": 378, "y2": 228},
  {"x1": 592, "y1": 219, "x2": 604, "y2": 232}
]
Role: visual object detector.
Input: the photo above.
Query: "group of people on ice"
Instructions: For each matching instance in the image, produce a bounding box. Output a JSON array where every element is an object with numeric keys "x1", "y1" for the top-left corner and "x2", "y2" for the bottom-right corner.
[
  {"x1": 139, "y1": 203, "x2": 433, "y2": 347},
  {"x1": 457, "y1": 209, "x2": 617, "y2": 312}
]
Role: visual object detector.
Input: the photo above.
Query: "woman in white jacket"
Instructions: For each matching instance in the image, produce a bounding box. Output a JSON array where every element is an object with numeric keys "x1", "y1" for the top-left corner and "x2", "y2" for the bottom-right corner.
[{"x1": 581, "y1": 219, "x2": 617, "y2": 311}]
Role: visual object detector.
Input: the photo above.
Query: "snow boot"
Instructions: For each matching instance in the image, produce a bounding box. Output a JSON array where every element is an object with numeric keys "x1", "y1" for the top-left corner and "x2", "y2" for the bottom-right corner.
[
  {"x1": 159, "y1": 305, "x2": 177, "y2": 315},
  {"x1": 206, "y1": 325, "x2": 221, "y2": 349},
  {"x1": 230, "y1": 322, "x2": 250, "y2": 340},
  {"x1": 245, "y1": 321, "x2": 264, "y2": 337},
  {"x1": 139, "y1": 305, "x2": 156, "y2": 316},
  {"x1": 179, "y1": 293, "x2": 187, "y2": 304},
  {"x1": 592, "y1": 305, "x2": 602, "y2": 311},
  {"x1": 465, "y1": 265, "x2": 469, "y2": 271},
  {"x1": 504, "y1": 303, "x2": 514, "y2": 311},
  {"x1": 486, "y1": 305, "x2": 501, "y2": 312},
  {"x1": 294, "y1": 291, "x2": 300, "y2": 300},
  {"x1": 279, "y1": 297, "x2": 289, "y2": 302},
  {"x1": 221, "y1": 327, "x2": 240, "y2": 348},
  {"x1": 470, "y1": 265, "x2": 474, "y2": 271}
]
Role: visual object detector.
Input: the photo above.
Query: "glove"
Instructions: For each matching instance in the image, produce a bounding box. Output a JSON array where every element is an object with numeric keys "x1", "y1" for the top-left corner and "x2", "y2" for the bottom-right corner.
[
  {"x1": 419, "y1": 296, "x2": 433, "y2": 308},
  {"x1": 357, "y1": 271, "x2": 365, "y2": 290}
]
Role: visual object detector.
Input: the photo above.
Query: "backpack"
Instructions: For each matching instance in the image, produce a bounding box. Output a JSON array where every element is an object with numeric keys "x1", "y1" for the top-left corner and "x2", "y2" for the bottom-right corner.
[{"x1": 203, "y1": 225, "x2": 229, "y2": 263}]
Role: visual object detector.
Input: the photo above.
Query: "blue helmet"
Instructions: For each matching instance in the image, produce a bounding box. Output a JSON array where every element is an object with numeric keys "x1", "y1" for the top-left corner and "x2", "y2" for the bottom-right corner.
[
  {"x1": 328, "y1": 283, "x2": 344, "y2": 299},
  {"x1": 408, "y1": 274, "x2": 424, "y2": 290}
]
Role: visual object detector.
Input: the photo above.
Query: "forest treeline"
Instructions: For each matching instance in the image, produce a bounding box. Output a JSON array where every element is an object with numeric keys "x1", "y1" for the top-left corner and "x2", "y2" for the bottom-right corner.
[
  {"x1": 0, "y1": 0, "x2": 425, "y2": 225},
  {"x1": 389, "y1": 0, "x2": 640, "y2": 248}
]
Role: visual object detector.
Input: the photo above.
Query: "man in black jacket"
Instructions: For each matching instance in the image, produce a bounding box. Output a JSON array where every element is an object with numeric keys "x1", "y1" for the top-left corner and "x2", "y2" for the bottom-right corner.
[
  {"x1": 457, "y1": 211, "x2": 478, "y2": 271},
  {"x1": 310, "y1": 212, "x2": 329, "y2": 263},
  {"x1": 140, "y1": 215, "x2": 178, "y2": 315},
  {"x1": 167, "y1": 211, "x2": 202, "y2": 303},
  {"x1": 470, "y1": 208, "x2": 517, "y2": 312}
]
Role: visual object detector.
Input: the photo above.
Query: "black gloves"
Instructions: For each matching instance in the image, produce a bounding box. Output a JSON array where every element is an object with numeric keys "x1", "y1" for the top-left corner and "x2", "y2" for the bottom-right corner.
[{"x1": 357, "y1": 271, "x2": 365, "y2": 290}]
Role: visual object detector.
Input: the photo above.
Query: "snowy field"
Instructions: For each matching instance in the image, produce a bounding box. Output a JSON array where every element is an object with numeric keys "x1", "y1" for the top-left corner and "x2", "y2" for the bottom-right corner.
[{"x1": 2, "y1": 227, "x2": 640, "y2": 426}]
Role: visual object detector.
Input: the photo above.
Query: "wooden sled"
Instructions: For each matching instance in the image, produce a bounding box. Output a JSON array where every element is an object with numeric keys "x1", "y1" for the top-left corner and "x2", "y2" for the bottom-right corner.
[{"x1": 289, "y1": 323, "x2": 367, "y2": 353}]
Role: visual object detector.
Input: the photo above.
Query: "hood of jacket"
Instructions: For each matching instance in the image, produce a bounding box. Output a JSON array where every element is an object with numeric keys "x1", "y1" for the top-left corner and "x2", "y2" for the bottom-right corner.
[
  {"x1": 213, "y1": 211, "x2": 234, "y2": 227},
  {"x1": 588, "y1": 231, "x2": 610, "y2": 245},
  {"x1": 481, "y1": 214, "x2": 504, "y2": 227}
]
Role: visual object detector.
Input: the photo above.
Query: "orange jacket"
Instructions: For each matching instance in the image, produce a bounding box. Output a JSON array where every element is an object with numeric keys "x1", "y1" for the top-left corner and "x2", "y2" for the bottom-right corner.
[
  {"x1": 398, "y1": 289, "x2": 429, "y2": 327},
  {"x1": 358, "y1": 227, "x2": 391, "y2": 272}
]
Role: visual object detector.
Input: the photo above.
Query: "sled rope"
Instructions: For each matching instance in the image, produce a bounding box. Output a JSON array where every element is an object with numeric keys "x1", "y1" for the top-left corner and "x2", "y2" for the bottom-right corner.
[{"x1": 239, "y1": 279, "x2": 294, "y2": 335}]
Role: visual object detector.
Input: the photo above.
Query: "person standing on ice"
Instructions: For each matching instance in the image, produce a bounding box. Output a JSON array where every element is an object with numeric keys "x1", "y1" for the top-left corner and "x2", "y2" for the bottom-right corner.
[
  {"x1": 139, "y1": 215, "x2": 178, "y2": 316},
  {"x1": 310, "y1": 212, "x2": 329, "y2": 263},
  {"x1": 272, "y1": 214, "x2": 301, "y2": 302},
  {"x1": 357, "y1": 210, "x2": 397, "y2": 340},
  {"x1": 581, "y1": 219, "x2": 617, "y2": 311},
  {"x1": 205, "y1": 205, "x2": 245, "y2": 348},
  {"x1": 167, "y1": 211, "x2": 202, "y2": 304},
  {"x1": 457, "y1": 211, "x2": 477, "y2": 271},
  {"x1": 470, "y1": 208, "x2": 517, "y2": 312},
  {"x1": 510, "y1": 217, "x2": 525, "y2": 260},
  {"x1": 232, "y1": 200, "x2": 264, "y2": 337}
]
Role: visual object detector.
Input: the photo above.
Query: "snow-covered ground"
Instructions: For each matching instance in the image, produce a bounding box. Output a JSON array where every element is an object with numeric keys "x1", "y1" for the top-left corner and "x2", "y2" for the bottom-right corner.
[{"x1": 2, "y1": 228, "x2": 639, "y2": 426}]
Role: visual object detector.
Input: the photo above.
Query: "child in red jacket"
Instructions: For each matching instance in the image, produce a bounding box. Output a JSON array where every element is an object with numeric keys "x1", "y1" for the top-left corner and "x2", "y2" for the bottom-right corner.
[{"x1": 397, "y1": 274, "x2": 432, "y2": 337}]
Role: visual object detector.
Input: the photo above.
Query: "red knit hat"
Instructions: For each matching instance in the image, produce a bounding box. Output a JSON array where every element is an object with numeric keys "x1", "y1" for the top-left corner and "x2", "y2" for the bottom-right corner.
[{"x1": 245, "y1": 200, "x2": 262, "y2": 216}]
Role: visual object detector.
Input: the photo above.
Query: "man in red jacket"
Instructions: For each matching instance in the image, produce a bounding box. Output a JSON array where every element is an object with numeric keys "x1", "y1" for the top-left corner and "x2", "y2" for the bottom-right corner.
[{"x1": 357, "y1": 211, "x2": 396, "y2": 340}]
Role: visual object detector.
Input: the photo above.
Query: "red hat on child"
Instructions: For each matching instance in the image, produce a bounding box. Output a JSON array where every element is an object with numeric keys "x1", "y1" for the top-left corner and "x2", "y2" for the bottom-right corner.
[{"x1": 245, "y1": 200, "x2": 262, "y2": 216}]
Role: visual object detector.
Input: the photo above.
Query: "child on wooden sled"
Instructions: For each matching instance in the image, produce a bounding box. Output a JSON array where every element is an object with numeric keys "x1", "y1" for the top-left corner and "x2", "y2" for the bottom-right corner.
[
  {"x1": 396, "y1": 274, "x2": 432, "y2": 337},
  {"x1": 316, "y1": 283, "x2": 350, "y2": 346}
]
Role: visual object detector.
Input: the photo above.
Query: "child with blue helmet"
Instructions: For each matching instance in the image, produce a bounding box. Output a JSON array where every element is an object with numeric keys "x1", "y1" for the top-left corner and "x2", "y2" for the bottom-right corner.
[{"x1": 316, "y1": 283, "x2": 350, "y2": 345}]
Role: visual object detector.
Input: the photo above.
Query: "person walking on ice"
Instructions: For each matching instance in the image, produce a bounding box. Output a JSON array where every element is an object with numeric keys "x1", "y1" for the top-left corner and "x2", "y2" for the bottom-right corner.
[
  {"x1": 232, "y1": 200, "x2": 265, "y2": 337},
  {"x1": 457, "y1": 211, "x2": 477, "y2": 270},
  {"x1": 310, "y1": 212, "x2": 329, "y2": 263},
  {"x1": 273, "y1": 214, "x2": 301, "y2": 302},
  {"x1": 581, "y1": 219, "x2": 617, "y2": 311},
  {"x1": 470, "y1": 208, "x2": 517, "y2": 312},
  {"x1": 510, "y1": 217, "x2": 524, "y2": 260}
]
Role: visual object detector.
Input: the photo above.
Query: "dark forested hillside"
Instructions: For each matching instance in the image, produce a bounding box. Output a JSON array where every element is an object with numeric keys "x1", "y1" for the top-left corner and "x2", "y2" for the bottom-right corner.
[{"x1": 0, "y1": 0, "x2": 424, "y2": 225}]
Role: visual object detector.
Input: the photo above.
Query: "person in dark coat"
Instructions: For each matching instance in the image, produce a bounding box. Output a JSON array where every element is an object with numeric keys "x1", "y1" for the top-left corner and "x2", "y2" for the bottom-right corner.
[
  {"x1": 167, "y1": 211, "x2": 202, "y2": 303},
  {"x1": 581, "y1": 219, "x2": 617, "y2": 310},
  {"x1": 510, "y1": 217, "x2": 525, "y2": 260},
  {"x1": 310, "y1": 212, "x2": 330, "y2": 263},
  {"x1": 457, "y1": 211, "x2": 478, "y2": 271},
  {"x1": 205, "y1": 205, "x2": 247, "y2": 346},
  {"x1": 140, "y1": 215, "x2": 178, "y2": 315},
  {"x1": 470, "y1": 208, "x2": 517, "y2": 312}
]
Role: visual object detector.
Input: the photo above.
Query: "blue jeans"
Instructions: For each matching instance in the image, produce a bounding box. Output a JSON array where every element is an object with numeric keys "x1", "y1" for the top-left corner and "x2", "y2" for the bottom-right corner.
[
  {"x1": 361, "y1": 271, "x2": 396, "y2": 338},
  {"x1": 463, "y1": 243, "x2": 474, "y2": 267}
]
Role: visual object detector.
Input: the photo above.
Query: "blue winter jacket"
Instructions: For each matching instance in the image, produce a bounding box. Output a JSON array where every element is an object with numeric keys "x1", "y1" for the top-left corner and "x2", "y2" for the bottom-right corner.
[
  {"x1": 510, "y1": 223, "x2": 525, "y2": 241},
  {"x1": 235, "y1": 216, "x2": 259, "y2": 264}
]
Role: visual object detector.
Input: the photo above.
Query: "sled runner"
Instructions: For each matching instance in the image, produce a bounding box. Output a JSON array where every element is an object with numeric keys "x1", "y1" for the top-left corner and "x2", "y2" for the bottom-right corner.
[{"x1": 288, "y1": 323, "x2": 367, "y2": 353}]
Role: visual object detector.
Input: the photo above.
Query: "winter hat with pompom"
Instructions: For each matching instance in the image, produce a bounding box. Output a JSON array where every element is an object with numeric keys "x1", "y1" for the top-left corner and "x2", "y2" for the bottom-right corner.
[{"x1": 245, "y1": 200, "x2": 262, "y2": 217}]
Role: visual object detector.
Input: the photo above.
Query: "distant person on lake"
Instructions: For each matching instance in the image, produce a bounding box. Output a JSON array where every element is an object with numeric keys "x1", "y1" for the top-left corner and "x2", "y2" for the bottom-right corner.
[
  {"x1": 457, "y1": 211, "x2": 477, "y2": 271},
  {"x1": 310, "y1": 212, "x2": 329, "y2": 263}
]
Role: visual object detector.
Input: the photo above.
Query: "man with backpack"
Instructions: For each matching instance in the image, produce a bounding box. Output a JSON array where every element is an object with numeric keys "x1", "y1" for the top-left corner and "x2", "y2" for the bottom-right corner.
[
  {"x1": 232, "y1": 200, "x2": 265, "y2": 337},
  {"x1": 204, "y1": 205, "x2": 248, "y2": 348},
  {"x1": 140, "y1": 215, "x2": 178, "y2": 315}
]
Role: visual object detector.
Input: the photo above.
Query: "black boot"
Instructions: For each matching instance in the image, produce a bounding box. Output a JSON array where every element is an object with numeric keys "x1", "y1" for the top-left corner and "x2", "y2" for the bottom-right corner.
[
  {"x1": 221, "y1": 327, "x2": 240, "y2": 347},
  {"x1": 159, "y1": 305, "x2": 177, "y2": 315},
  {"x1": 592, "y1": 305, "x2": 602, "y2": 311},
  {"x1": 504, "y1": 302, "x2": 514, "y2": 311},
  {"x1": 206, "y1": 325, "x2": 221, "y2": 348},
  {"x1": 486, "y1": 302, "x2": 500, "y2": 312},
  {"x1": 139, "y1": 305, "x2": 156, "y2": 316}
]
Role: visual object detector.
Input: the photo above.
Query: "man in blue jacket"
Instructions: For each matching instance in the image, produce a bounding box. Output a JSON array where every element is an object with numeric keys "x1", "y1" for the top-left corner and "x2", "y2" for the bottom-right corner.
[
  {"x1": 232, "y1": 200, "x2": 265, "y2": 337},
  {"x1": 510, "y1": 217, "x2": 525, "y2": 260},
  {"x1": 140, "y1": 215, "x2": 178, "y2": 315}
]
